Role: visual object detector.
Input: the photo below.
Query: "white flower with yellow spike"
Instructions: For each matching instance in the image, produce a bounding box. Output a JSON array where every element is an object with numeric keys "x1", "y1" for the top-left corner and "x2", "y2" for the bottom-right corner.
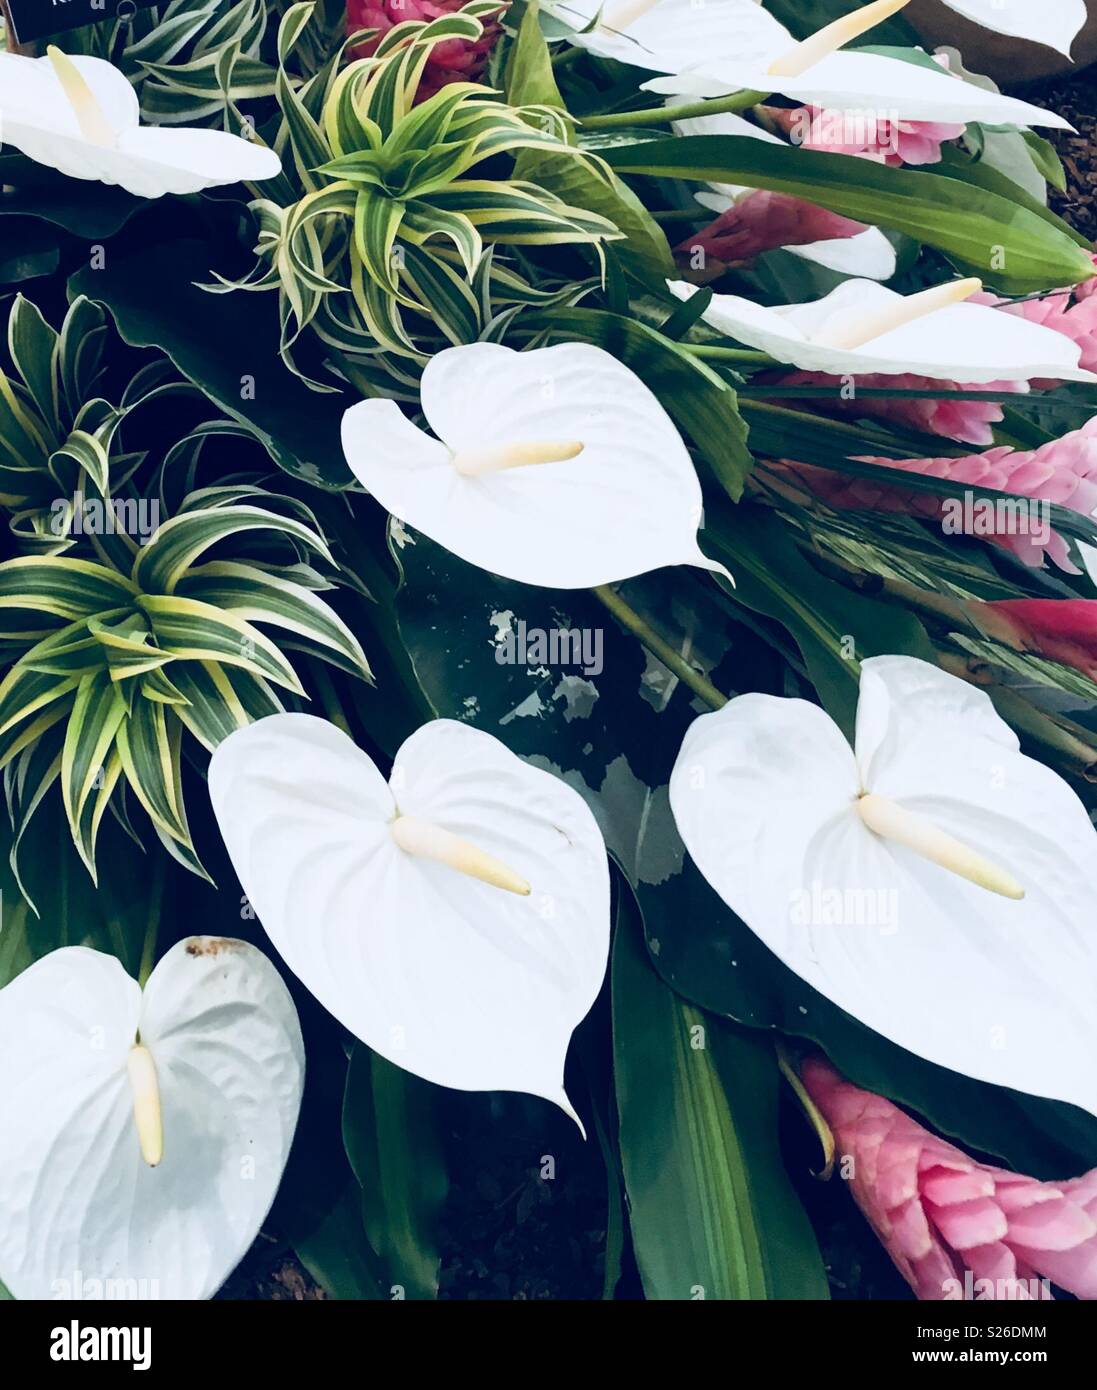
[
  {"x1": 0, "y1": 48, "x2": 280, "y2": 198},
  {"x1": 670, "y1": 655, "x2": 1097, "y2": 1117},
  {"x1": 608, "y1": 0, "x2": 1072, "y2": 128},
  {"x1": 668, "y1": 276, "x2": 1097, "y2": 383},
  {"x1": 340, "y1": 342, "x2": 730, "y2": 588},
  {"x1": 0, "y1": 938, "x2": 304, "y2": 1300},
  {"x1": 209, "y1": 715, "x2": 611, "y2": 1130}
]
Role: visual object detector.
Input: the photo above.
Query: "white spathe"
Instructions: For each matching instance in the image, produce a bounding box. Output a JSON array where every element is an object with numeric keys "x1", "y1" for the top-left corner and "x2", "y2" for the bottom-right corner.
[
  {"x1": 675, "y1": 111, "x2": 897, "y2": 280},
  {"x1": 0, "y1": 50, "x2": 280, "y2": 198},
  {"x1": 668, "y1": 277, "x2": 1097, "y2": 383},
  {"x1": 561, "y1": 0, "x2": 785, "y2": 74},
  {"x1": 340, "y1": 341, "x2": 729, "y2": 588},
  {"x1": 557, "y1": 0, "x2": 1070, "y2": 126},
  {"x1": 208, "y1": 714, "x2": 611, "y2": 1128},
  {"x1": 942, "y1": 0, "x2": 1086, "y2": 56},
  {"x1": 670, "y1": 655, "x2": 1097, "y2": 1117},
  {"x1": 0, "y1": 938, "x2": 304, "y2": 1300}
]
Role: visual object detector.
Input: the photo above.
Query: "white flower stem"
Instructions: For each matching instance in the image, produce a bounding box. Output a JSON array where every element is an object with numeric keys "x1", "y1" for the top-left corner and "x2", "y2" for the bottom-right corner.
[
  {"x1": 856, "y1": 793, "x2": 1024, "y2": 900},
  {"x1": 391, "y1": 814, "x2": 531, "y2": 896},
  {"x1": 127, "y1": 1044, "x2": 164, "y2": 1168},
  {"x1": 581, "y1": 88, "x2": 765, "y2": 132},
  {"x1": 451, "y1": 441, "x2": 584, "y2": 478},
  {"x1": 768, "y1": 0, "x2": 912, "y2": 78}
]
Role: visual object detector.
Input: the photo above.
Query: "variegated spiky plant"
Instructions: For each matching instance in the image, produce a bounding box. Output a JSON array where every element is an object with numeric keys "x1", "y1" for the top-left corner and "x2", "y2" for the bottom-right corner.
[
  {"x1": 0, "y1": 299, "x2": 370, "y2": 900},
  {"x1": 224, "y1": 0, "x2": 618, "y2": 372}
]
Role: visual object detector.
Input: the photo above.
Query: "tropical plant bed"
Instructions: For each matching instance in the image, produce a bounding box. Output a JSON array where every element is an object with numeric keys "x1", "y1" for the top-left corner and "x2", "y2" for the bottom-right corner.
[{"x1": 3, "y1": 0, "x2": 1097, "y2": 1312}]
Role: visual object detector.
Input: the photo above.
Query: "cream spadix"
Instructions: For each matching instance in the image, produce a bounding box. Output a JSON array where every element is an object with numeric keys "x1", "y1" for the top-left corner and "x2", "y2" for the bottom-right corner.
[
  {"x1": 0, "y1": 51, "x2": 281, "y2": 198},
  {"x1": 667, "y1": 278, "x2": 1097, "y2": 384},
  {"x1": 392, "y1": 814, "x2": 532, "y2": 895},
  {"x1": 451, "y1": 440, "x2": 584, "y2": 478},
  {"x1": 209, "y1": 714, "x2": 611, "y2": 1126},
  {"x1": 768, "y1": 0, "x2": 912, "y2": 78},
  {"x1": 669, "y1": 655, "x2": 1097, "y2": 1119},
  {"x1": 126, "y1": 1043, "x2": 164, "y2": 1167},
  {"x1": 46, "y1": 45, "x2": 115, "y2": 147},
  {"x1": 811, "y1": 278, "x2": 983, "y2": 350},
  {"x1": 0, "y1": 939, "x2": 303, "y2": 1300},
  {"x1": 856, "y1": 793, "x2": 1024, "y2": 900},
  {"x1": 341, "y1": 342, "x2": 730, "y2": 589}
]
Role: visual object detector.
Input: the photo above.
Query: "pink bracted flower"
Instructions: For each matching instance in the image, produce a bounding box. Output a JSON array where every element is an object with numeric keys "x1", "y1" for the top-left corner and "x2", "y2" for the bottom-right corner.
[
  {"x1": 773, "y1": 417, "x2": 1097, "y2": 572},
  {"x1": 347, "y1": 0, "x2": 503, "y2": 99},
  {"x1": 676, "y1": 191, "x2": 868, "y2": 268},
  {"x1": 978, "y1": 599, "x2": 1097, "y2": 682},
  {"x1": 771, "y1": 371, "x2": 1023, "y2": 447},
  {"x1": 802, "y1": 1058, "x2": 1097, "y2": 1301},
  {"x1": 765, "y1": 105, "x2": 965, "y2": 167}
]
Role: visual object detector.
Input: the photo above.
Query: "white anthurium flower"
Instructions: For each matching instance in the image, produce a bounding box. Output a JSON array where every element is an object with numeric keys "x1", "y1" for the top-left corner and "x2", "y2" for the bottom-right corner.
[
  {"x1": 0, "y1": 48, "x2": 280, "y2": 198},
  {"x1": 634, "y1": 0, "x2": 1070, "y2": 128},
  {"x1": 0, "y1": 938, "x2": 304, "y2": 1300},
  {"x1": 668, "y1": 277, "x2": 1097, "y2": 383},
  {"x1": 675, "y1": 111, "x2": 897, "y2": 281},
  {"x1": 559, "y1": 0, "x2": 787, "y2": 74},
  {"x1": 209, "y1": 714, "x2": 611, "y2": 1130},
  {"x1": 340, "y1": 342, "x2": 730, "y2": 588},
  {"x1": 670, "y1": 655, "x2": 1097, "y2": 1117},
  {"x1": 942, "y1": 0, "x2": 1086, "y2": 56}
]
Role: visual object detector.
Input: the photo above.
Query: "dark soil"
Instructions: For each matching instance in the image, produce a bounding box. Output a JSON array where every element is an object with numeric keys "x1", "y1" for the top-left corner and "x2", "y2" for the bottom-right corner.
[{"x1": 1034, "y1": 68, "x2": 1097, "y2": 241}]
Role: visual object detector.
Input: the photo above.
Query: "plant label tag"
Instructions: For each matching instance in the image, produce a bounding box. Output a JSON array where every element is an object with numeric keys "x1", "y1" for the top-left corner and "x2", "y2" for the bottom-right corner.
[{"x1": 3, "y1": 0, "x2": 158, "y2": 45}]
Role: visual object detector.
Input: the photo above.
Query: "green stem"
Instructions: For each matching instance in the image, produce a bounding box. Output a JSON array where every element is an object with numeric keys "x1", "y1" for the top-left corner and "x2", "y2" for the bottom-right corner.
[
  {"x1": 592, "y1": 584, "x2": 727, "y2": 710},
  {"x1": 651, "y1": 209, "x2": 709, "y2": 224},
  {"x1": 309, "y1": 658, "x2": 353, "y2": 737},
  {"x1": 682, "y1": 344, "x2": 774, "y2": 365},
  {"x1": 551, "y1": 44, "x2": 582, "y2": 70},
  {"x1": 138, "y1": 853, "x2": 167, "y2": 989},
  {"x1": 775, "y1": 1042, "x2": 835, "y2": 1180},
  {"x1": 581, "y1": 88, "x2": 764, "y2": 132}
]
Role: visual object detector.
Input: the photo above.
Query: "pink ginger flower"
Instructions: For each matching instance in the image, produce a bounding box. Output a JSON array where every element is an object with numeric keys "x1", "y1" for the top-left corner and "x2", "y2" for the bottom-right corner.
[
  {"x1": 802, "y1": 1058, "x2": 1097, "y2": 1301},
  {"x1": 774, "y1": 416, "x2": 1097, "y2": 572},
  {"x1": 347, "y1": 0, "x2": 503, "y2": 100},
  {"x1": 772, "y1": 371, "x2": 1023, "y2": 447},
  {"x1": 1074, "y1": 255, "x2": 1097, "y2": 302},
  {"x1": 978, "y1": 599, "x2": 1097, "y2": 682},
  {"x1": 676, "y1": 191, "x2": 869, "y2": 268},
  {"x1": 765, "y1": 105, "x2": 965, "y2": 167}
]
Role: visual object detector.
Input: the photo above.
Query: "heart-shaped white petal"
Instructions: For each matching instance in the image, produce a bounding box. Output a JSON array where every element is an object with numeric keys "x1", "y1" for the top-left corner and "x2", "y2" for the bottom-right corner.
[
  {"x1": 943, "y1": 0, "x2": 1086, "y2": 56},
  {"x1": 561, "y1": 0, "x2": 787, "y2": 74},
  {"x1": 0, "y1": 938, "x2": 304, "y2": 1300},
  {"x1": 676, "y1": 111, "x2": 897, "y2": 281},
  {"x1": 0, "y1": 52, "x2": 280, "y2": 198},
  {"x1": 644, "y1": 52, "x2": 1070, "y2": 129},
  {"x1": 208, "y1": 714, "x2": 611, "y2": 1127},
  {"x1": 341, "y1": 342, "x2": 728, "y2": 588},
  {"x1": 670, "y1": 655, "x2": 1097, "y2": 1117},
  {"x1": 669, "y1": 277, "x2": 1097, "y2": 382}
]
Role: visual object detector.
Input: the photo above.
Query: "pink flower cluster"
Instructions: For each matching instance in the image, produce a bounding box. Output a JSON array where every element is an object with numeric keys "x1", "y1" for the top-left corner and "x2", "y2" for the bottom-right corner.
[
  {"x1": 347, "y1": 0, "x2": 503, "y2": 99},
  {"x1": 765, "y1": 105, "x2": 965, "y2": 167},
  {"x1": 675, "y1": 192, "x2": 868, "y2": 268},
  {"x1": 776, "y1": 416, "x2": 1097, "y2": 571},
  {"x1": 803, "y1": 1059, "x2": 1097, "y2": 1301}
]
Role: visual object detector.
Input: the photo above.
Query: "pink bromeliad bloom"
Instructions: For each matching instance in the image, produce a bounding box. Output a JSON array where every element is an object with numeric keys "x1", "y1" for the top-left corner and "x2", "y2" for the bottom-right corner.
[
  {"x1": 773, "y1": 417, "x2": 1097, "y2": 571},
  {"x1": 765, "y1": 105, "x2": 965, "y2": 167},
  {"x1": 802, "y1": 1058, "x2": 1097, "y2": 1301},
  {"x1": 771, "y1": 371, "x2": 1022, "y2": 447},
  {"x1": 347, "y1": 0, "x2": 502, "y2": 99},
  {"x1": 676, "y1": 192, "x2": 869, "y2": 267}
]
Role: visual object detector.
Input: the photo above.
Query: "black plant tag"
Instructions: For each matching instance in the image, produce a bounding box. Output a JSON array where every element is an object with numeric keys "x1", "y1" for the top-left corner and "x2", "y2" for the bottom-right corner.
[{"x1": 4, "y1": 0, "x2": 158, "y2": 44}]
